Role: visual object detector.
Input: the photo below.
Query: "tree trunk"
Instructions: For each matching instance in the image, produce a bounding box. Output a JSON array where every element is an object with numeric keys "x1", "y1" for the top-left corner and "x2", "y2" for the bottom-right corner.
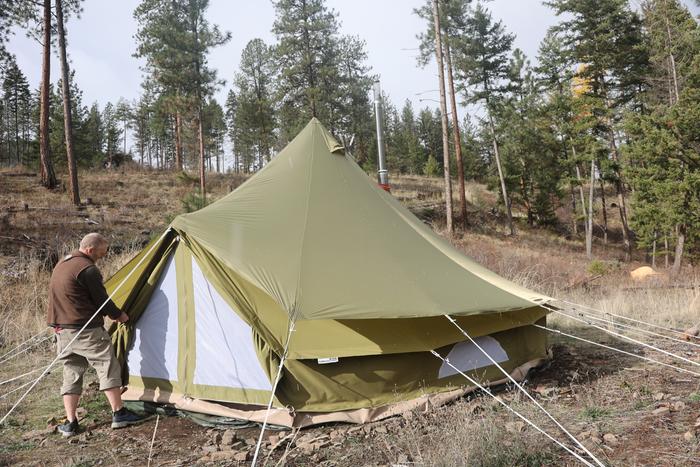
[
  {"x1": 432, "y1": 0, "x2": 453, "y2": 235},
  {"x1": 518, "y1": 157, "x2": 532, "y2": 226},
  {"x1": 651, "y1": 233, "x2": 657, "y2": 268},
  {"x1": 39, "y1": 0, "x2": 56, "y2": 189},
  {"x1": 586, "y1": 158, "x2": 595, "y2": 259},
  {"x1": 198, "y1": 119, "x2": 206, "y2": 198},
  {"x1": 576, "y1": 165, "x2": 589, "y2": 238},
  {"x1": 56, "y1": 0, "x2": 80, "y2": 206},
  {"x1": 216, "y1": 139, "x2": 220, "y2": 173},
  {"x1": 664, "y1": 234, "x2": 669, "y2": 268},
  {"x1": 488, "y1": 114, "x2": 514, "y2": 235},
  {"x1": 443, "y1": 30, "x2": 467, "y2": 228},
  {"x1": 610, "y1": 139, "x2": 632, "y2": 261},
  {"x1": 664, "y1": 3, "x2": 680, "y2": 104},
  {"x1": 672, "y1": 224, "x2": 685, "y2": 275},
  {"x1": 569, "y1": 184, "x2": 578, "y2": 235},
  {"x1": 174, "y1": 112, "x2": 183, "y2": 171},
  {"x1": 599, "y1": 76, "x2": 631, "y2": 259},
  {"x1": 599, "y1": 177, "x2": 608, "y2": 244}
]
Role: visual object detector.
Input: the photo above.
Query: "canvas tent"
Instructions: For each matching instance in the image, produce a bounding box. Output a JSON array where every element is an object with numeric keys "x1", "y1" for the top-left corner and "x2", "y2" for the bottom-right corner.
[{"x1": 106, "y1": 118, "x2": 552, "y2": 427}]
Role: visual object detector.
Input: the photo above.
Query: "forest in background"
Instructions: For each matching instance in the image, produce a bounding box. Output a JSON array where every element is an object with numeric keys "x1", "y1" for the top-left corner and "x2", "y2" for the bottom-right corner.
[{"x1": 1, "y1": 0, "x2": 700, "y2": 269}]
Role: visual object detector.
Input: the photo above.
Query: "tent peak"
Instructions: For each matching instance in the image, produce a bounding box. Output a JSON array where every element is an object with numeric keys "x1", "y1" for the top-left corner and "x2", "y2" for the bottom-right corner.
[{"x1": 304, "y1": 118, "x2": 344, "y2": 155}]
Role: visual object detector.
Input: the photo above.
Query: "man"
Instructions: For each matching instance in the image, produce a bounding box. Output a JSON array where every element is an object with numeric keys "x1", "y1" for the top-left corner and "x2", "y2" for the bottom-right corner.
[{"x1": 47, "y1": 233, "x2": 147, "y2": 437}]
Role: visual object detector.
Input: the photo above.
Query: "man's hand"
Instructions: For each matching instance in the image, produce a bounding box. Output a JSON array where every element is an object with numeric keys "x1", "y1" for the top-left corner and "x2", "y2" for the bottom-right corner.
[{"x1": 115, "y1": 312, "x2": 129, "y2": 323}]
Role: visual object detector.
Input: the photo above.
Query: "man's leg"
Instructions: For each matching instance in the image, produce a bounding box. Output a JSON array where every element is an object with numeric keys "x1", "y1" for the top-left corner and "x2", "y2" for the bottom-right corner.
[
  {"x1": 56, "y1": 330, "x2": 86, "y2": 437},
  {"x1": 103, "y1": 387, "x2": 123, "y2": 412},
  {"x1": 63, "y1": 394, "x2": 80, "y2": 422},
  {"x1": 86, "y1": 328, "x2": 149, "y2": 428}
]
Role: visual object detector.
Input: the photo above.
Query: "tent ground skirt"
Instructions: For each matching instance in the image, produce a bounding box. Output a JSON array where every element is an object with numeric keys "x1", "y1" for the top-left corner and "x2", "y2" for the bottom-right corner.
[{"x1": 121, "y1": 357, "x2": 546, "y2": 428}]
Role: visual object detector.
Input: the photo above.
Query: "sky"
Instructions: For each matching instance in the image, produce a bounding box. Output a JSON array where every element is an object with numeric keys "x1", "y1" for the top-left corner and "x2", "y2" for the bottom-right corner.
[
  {"x1": 6, "y1": 0, "x2": 570, "y2": 112},
  {"x1": 5, "y1": 0, "x2": 698, "y2": 161}
]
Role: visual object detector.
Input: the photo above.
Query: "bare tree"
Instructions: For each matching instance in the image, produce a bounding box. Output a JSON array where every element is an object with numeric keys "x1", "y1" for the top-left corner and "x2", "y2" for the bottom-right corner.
[
  {"x1": 55, "y1": 0, "x2": 79, "y2": 205},
  {"x1": 39, "y1": 0, "x2": 56, "y2": 189},
  {"x1": 432, "y1": 0, "x2": 453, "y2": 234}
]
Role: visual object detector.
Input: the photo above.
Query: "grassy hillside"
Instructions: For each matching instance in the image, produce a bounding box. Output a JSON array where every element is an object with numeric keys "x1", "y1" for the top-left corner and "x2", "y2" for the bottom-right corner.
[{"x1": 1, "y1": 166, "x2": 699, "y2": 465}]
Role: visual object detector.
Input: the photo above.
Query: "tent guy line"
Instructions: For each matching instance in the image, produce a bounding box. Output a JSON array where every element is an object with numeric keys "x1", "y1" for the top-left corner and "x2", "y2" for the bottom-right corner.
[
  {"x1": 251, "y1": 317, "x2": 297, "y2": 467},
  {"x1": 542, "y1": 305, "x2": 700, "y2": 369},
  {"x1": 557, "y1": 307, "x2": 700, "y2": 349},
  {"x1": 443, "y1": 314, "x2": 606, "y2": 467},
  {"x1": 0, "y1": 331, "x2": 52, "y2": 364},
  {"x1": 532, "y1": 324, "x2": 700, "y2": 378},
  {"x1": 0, "y1": 379, "x2": 39, "y2": 401},
  {"x1": 0, "y1": 367, "x2": 44, "y2": 387},
  {"x1": 429, "y1": 350, "x2": 598, "y2": 467},
  {"x1": 554, "y1": 299, "x2": 700, "y2": 341},
  {"x1": 0, "y1": 228, "x2": 173, "y2": 426}
]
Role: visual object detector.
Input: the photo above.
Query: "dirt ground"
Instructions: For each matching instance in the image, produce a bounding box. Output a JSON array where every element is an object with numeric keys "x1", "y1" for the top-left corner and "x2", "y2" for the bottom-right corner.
[{"x1": 1, "y1": 333, "x2": 699, "y2": 466}]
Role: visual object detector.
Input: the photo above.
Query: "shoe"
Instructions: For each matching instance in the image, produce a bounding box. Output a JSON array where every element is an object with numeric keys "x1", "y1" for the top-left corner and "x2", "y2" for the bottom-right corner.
[
  {"x1": 111, "y1": 407, "x2": 149, "y2": 429},
  {"x1": 57, "y1": 419, "x2": 79, "y2": 437}
]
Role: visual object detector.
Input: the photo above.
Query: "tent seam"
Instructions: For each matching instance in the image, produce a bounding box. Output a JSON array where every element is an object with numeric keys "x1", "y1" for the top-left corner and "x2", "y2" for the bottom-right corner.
[{"x1": 292, "y1": 121, "x2": 317, "y2": 320}]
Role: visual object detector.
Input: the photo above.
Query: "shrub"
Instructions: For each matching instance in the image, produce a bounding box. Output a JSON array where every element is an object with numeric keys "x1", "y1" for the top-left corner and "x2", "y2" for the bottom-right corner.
[
  {"x1": 181, "y1": 190, "x2": 207, "y2": 213},
  {"x1": 588, "y1": 260, "x2": 608, "y2": 276},
  {"x1": 423, "y1": 154, "x2": 440, "y2": 177}
]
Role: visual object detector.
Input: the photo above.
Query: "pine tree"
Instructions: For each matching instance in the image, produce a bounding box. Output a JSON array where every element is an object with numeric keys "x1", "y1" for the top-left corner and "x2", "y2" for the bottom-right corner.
[
  {"x1": 623, "y1": 0, "x2": 700, "y2": 272},
  {"x1": 202, "y1": 98, "x2": 225, "y2": 172},
  {"x1": 416, "y1": 0, "x2": 471, "y2": 227},
  {"x1": 230, "y1": 38, "x2": 276, "y2": 171},
  {"x1": 453, "y1": 2, "x2": 516, "y2": 235},
  {"x1": 83, "y1": 102, "x2": 104, "y2": 165},
  {"x1": 1, "y1": 56, "x2": 32, "y2": 166},
  {"x1": 273, "y1": 0, "x2": 339, "y2": 139},
  {"x1": 134, "y1": 0, "x2": 229, "y2": 197},
  {"x1": 394, "y1": 100, "x2": 425, "y2": 174},
  {"x1": 499, "y1": 48, "x2": 563, "y2": 227},
  {"x1": 39, "y1": 0, "x2": 56, "y2": 187},
  {"x1": 546, "y1": 0, "x2": 650, "y2": 260},
  {"x1": 272, "y1": 0, "x2": 373, "y2": 145}
]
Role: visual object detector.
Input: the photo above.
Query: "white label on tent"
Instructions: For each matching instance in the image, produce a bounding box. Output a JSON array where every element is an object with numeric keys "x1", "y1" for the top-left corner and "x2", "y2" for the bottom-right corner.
[
  {"x1": 191, "y1": 258, "x2": 273, "y2": 391},
  {"x1": 438, "y1": 336, "x2": 508, "y2": 379},
  {"x1": 127, "y1": 254, "x2": 179, "y2": 382},
  {"x1": 317, "y1": 357, "x2": 339, "y2": 364}
]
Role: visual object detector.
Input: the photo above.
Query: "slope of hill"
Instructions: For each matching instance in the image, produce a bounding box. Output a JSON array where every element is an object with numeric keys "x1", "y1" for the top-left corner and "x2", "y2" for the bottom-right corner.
[{"x1": 1, "y1": 167, "x2": 699, "y2": 466}]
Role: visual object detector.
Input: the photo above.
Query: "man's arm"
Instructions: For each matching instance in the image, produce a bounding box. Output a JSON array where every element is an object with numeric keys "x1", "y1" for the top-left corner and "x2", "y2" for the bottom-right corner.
[{"x1": 77, "y1": 266, "x2": 126, "y2": 321}]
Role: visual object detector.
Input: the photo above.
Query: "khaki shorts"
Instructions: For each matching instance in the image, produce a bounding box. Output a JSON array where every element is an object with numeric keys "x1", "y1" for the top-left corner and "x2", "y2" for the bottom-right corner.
[{"x1": 56, "y1": 327, "x2": 122, "y2": 395}]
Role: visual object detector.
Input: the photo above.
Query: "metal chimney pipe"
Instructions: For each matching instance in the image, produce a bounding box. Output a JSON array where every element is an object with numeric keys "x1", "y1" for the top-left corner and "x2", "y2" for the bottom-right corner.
[{"x1": 373, "y1": 81, "x2": 390, "y2": 192}]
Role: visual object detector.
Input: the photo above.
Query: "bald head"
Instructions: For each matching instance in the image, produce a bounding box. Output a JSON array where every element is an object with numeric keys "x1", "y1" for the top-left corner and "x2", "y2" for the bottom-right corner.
[
  {"x1": 80, "y1": 233, "x2": 107, "y2": 250},
  {"x1": 79, "y1": 233, "x2": 109, "y2": 261}
]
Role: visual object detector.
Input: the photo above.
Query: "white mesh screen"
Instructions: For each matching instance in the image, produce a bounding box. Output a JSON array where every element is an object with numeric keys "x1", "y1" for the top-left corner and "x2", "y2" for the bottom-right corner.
[
  {"x1": 192, "y1": 258, "x2": 272, "y2": 391},
  {"x1": 438, "y1": 336, "x2": 508, "y2": 379},
  {"x1": 127, "y1": 254, "x2": 179, "y2": 382}
]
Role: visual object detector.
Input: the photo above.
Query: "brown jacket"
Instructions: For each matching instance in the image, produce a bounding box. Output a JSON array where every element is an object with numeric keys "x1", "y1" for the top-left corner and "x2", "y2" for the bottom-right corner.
[{"x1": 47, "y1": 251, "x2": 121, "y2": 328}]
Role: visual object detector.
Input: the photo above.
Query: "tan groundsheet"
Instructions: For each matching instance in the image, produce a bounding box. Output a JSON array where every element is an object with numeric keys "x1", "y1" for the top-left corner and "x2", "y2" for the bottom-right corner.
[{"x1": 122, "y1": 358, "x2": 545, "y2": 428}]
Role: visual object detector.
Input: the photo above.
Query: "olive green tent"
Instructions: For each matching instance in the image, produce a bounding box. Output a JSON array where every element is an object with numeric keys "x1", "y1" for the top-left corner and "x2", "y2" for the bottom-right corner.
[{"x1": 106, "y1": 118, "x2": 551, "y2": 427}]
